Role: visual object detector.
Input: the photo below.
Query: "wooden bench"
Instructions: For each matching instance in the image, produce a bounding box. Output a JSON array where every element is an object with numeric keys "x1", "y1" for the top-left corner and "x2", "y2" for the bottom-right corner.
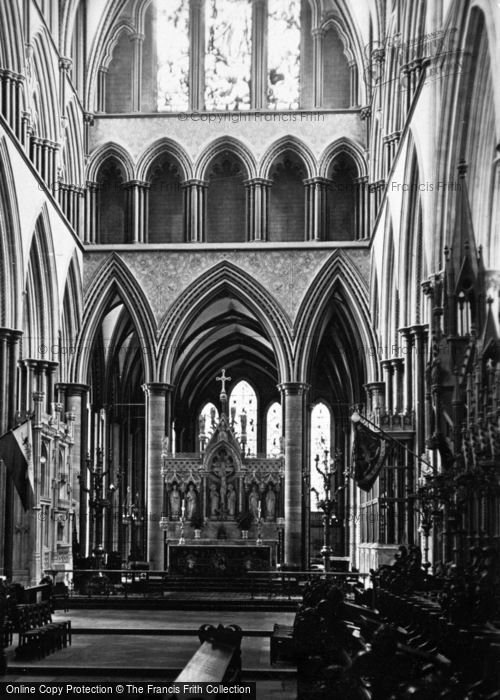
[
  {"x1": 176, "y1": 624, "x2": 242, "y2": 684},
  {"x1": 15, "y1": 602, "x2": 71, "y2": 660},
  {"x1": 270, "y1": 623, "x2": 294, "y2": 665}
]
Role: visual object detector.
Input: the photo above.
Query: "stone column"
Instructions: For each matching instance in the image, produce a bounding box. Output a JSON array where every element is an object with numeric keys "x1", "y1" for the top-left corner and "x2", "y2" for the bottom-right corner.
[
  {"x1": 400, "y1": 328, "x2": 413, "y2": 415},
  {"x1": 189, "y1": 0, "x2": 205, "y2": 110},
  {"x1": 96, "y1": 68, "x2": 107, "y2": 112},
  {"x1": 391, "y1": 358, "x2": 404, "y2": 414},
  {"x1": 251, "y1": 0, "x2": 267, "y2": 109},
  {"x1": 124, "y1": 180, "x2": 150, "y2": 243},
  {"x1": 278, "y1": 382, "x2": 309, "y2": 568},
  {"x1": 349, "y1": 61, "x2": 358, "y2": 107},
  {"x1": 183, "y1": 179, "x2": 207, "y2": 242},
  {"x1": 143, "y1": 383, "x2": 173, "y2": 569},
  {"x1": 312, "y1": 28, "x2": 325, "y2": 108},
  {"x1": 85, "y1": 181, "x2": 99, "y2": 244},
  {"x1": 410, "y1": 325, "x2": 427, "y2": 456},
  {"x1": 60, "y1": 383, "x2": 89, "y2": 559},
  {"x1": 364, "y1": 381, "x2": 385, "y2": 420},
  {"x1": 381, "y1": 360, "x2": 394, "y2": 414},
  {"x1": 245, "y1": 178, "x2": 271, "y2": 241},
  {"x1": 131, "y1": 33, "x2": 144, "y2": 112},
  {"x1": 30, "y1": 390, "x2": 45, "y2": 584},
  {"x1": 59, "y1": 57, "x2": 72, "y2": 114},
  {"x1": 305, "y1": 177, "x2": 328, "y2": 241}
]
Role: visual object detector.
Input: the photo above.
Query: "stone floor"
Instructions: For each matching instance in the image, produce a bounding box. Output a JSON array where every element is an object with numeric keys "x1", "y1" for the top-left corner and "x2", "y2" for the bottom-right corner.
[{"x1": 5, "y1": 609, "x2": 297, "y2": 700}]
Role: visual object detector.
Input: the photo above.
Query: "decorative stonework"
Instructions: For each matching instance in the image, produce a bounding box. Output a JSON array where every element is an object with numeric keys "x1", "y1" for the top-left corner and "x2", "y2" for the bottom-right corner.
[{"x1": 83, "y1": 249, "x2": 370, "y2": 324}]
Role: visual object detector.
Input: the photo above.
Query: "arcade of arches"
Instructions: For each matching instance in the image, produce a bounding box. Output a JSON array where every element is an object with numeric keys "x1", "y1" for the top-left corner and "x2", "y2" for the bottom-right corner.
[{"x1": 0, "y1": 0, "x2": 499, "y2": 596}]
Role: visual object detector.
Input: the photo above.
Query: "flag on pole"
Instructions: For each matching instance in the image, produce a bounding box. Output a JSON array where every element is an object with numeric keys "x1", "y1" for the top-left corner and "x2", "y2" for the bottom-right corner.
[
  {"x1": 351, "y1": 412, "x2": 388, "y2": 491},
  {"x1": 0, "y1": 420, "x2": 35, "y2": 510}
]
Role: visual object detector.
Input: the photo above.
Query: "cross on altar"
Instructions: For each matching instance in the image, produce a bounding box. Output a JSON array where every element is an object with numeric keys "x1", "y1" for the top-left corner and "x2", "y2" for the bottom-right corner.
[{"x1": 216, "y1": 369, "x2": 231, "y2": 394}]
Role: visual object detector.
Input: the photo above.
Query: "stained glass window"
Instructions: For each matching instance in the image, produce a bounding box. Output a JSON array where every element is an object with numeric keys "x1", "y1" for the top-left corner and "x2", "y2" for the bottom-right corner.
[
  {"x1": 229, "y1": 380, "x2": 257, "y2": 455},
  {"x1": 267, "y1": 0, "x2": 301, "y2": 109},
  {"x1": 266, "y1": 402, "x2": 282, "y2": 457},
  {"x1": 199, "y1": 402, "x2": 220, "y2": 444},
  {"x1": 310, "y1": 402, "x2": 331, "y2": 510},
  {"x1": 205, "y1": 0, "x2": 252, "y2": 110},
  {"x1": 157, "y1": 0, "x2": 189, "y2": 111}
]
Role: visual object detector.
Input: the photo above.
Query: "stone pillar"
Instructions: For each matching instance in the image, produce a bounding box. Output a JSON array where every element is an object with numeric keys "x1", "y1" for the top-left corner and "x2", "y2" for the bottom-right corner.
[
  {"x1": 305, "y1": 177, "x2": 328, "y2": 240},
  {"x1": 381, "y1": 360, "x2": 394, "y2": 414},
  {"x1": 189, "y1": 0, "x2": 205, "y2": 110},
  {"x1": 183, "y1": 179, "x2": 207, "y2": 242},
  {"x1": 400, "y1": 328, "x2": 413, "y2": 415},
  {"x1": 59, "y1": 57, "x2": 72, "y2": 114},
  {"x1": 312, "y1": 28, "x2": 325, "y2": 108},
  {"x1": 278, "y1": 382, "x2": 309, "y2": 568},
  {"x1": 245, "y1": 178, "x2": 271, "y2": 241},
  {"x1": 251, "y1": 0, "x2": 267, "y2": 109},
  {"x1": 410, "y1": 325, "x2": 427, "y2": 456},
  {"x1": 143, "y1": 383, "x2": 173, "y2": 569},
  {"x1": 30, "y1": 390, "x2": 45, "y2": 584},
  {"x1": 85, "y1": 181, "x2": 99, "y2": 244},
  {"x1": 124, "y1": 180, "x2": 150, "y2": 243},
  {"x1": 60, "y1": 383, "x2": 88, "y2": 558},
  {"x1": 364, "y1": 381, "x2": 385, "y2": 420},
  {"x1": 349, "y1": 61, "x2": 358, "y2": 107},
  {"x1": 391, "y1": 358, "x2": 404, "y2": 414},
  {"x1": 131, "y1": 33, "x2": 144, "y2": 112},
  {"x1": 96, "y1": 68, "x2": 107, "y2": 112}
]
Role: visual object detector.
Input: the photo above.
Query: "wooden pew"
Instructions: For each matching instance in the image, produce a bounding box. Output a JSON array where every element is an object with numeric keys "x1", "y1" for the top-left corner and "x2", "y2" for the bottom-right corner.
[{"x1": 175, "y1": 624, "x2": 242, "y2": 684}]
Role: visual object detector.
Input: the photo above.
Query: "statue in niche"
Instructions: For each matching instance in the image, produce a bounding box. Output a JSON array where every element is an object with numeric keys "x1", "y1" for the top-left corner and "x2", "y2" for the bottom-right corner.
[
  {"x1": 209, "y1": 483, "x2": 220, "y2": 518},
  {"x1": 185, "y1": 483, "x2": 198, "y2": 520},
  {"x1": 169, "y1": 483, "x2": 181, "y2": 519},
  {"x1": 265, "y1": 484, "x2": 276, "y2": 521},
  {"x1": 226, "y1": 484, "x2": 237, "y2": 518},
  {"x1": 211, "y1": 448, "x2": 235, "y2": 518},
  {"x1": 248, "y1": 484, "x2": 260, "y2": 521}
]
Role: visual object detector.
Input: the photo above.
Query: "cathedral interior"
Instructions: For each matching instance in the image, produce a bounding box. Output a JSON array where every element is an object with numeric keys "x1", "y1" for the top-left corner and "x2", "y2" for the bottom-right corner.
[{"x1": 0, "y1": 0, "x2": 499, "y2": 697}]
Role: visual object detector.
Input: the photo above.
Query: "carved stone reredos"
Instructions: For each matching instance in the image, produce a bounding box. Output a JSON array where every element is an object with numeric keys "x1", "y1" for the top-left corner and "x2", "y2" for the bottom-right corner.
[{"x1": 203, "y1": 412, "x2": 242, "y2": 477}]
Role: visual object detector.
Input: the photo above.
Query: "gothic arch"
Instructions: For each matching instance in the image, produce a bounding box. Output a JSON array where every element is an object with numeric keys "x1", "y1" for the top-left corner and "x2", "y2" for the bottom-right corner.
[
  {"x1": 318, "y1": 138, "x2": 367, "y2": 178},
  {"x1": 71, "y1": 254, "x2": 156, "y2": 383},
  {"x1": 0, "y1": 139, "x2": 23, "y2": 329},
  {"x1": 260, "y1": 136, "x2": 316, "y2": 179},
  {"x1": 23, "y1": 205, "x2": 59, "y2": 357},
  {"x1": 137, "y1": 138, "x2": 193, "y2": 181},
  {"x1": 87, "y1": 142, "x2": 135, "y2": 182},
  {"x1": 195, "y1": 138, "x2": 257, "y2": 181},
  {"x1": 294, "y1": 250, "x2": 378, "y2": 383},
  {"x1": 157, "y1": 262, "x2": 293, "y2": 386},
  {"x1": 0, "y1": 1, "x2": 24, "y2": 73},
  {"x1": 31, "y1": 30, "x2": 60, "y2": 142},
  {"x1": 59, "y1": 252, "x2": 83, "y2": 383}
]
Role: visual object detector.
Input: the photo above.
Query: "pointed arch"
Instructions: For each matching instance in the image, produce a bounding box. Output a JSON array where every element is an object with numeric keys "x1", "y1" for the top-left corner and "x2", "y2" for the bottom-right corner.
[
  {"x1": 157, "y1": 261, "x2": 293, "y2": 385},
  {"x1": 319, "y1": 138, "x2": 367, "y2": 178},
  {"x1": 31, "y1": 30, "x2": 60, "y2": 142},
  {"x1": 23, "y1": 205, "x2": 59, "y2": 357},
  {"x1": 0, "y1": 1, "x2": 24, "y2": 73},
  {"x1": 87, "y1": 142, "x2": 135, "y2": 182},
  {"x1": 195, "y1": 137, "x2": 257, "y2": 181},
  {"x1": 294, "y1": 250, "x2": 378, "y2": 383},
  {"x1": 259, "y1": 136, "x2": 316, "y2": 179},
  {"x1": 59, "y1": 252, "x2": 83, "y2": 383},
  {"x1": 71, "y1": 254, "x2": 157, "y2": 383},
  {"x1": 137, "y1": 138, "x2": 193, "y2": 182},
  {"x1": 0, "y1": 139, "x2": 23, "y2": 329}
]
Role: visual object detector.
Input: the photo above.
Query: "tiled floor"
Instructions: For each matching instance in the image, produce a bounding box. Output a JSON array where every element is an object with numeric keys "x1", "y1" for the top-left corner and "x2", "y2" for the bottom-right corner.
[{"x1": 5, "y1": 609, "x2": 297, "y2": 699}]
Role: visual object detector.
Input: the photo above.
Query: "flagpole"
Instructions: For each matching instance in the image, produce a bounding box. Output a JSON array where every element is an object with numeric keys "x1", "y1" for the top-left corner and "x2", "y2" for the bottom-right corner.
[{"x1": 350, "y1": 411, "x2": 434, "y2": 471}]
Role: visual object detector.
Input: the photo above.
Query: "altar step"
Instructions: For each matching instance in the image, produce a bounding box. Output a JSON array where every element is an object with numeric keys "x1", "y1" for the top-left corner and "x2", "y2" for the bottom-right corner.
[{"x1": 60, "y1": 593, "x2": 297, "y2": 612}]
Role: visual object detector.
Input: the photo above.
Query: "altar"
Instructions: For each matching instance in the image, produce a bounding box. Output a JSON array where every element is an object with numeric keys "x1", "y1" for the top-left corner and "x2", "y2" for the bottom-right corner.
[
  {"x1": 159, "y1": 372, "x2": 284, "y2": 571},
  {"x1": 167, "y1": 543, "x2": 272, "y2": 575}
]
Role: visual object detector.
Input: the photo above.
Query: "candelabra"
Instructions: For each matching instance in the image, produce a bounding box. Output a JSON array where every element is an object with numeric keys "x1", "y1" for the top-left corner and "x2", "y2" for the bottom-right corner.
[
  {"x1": 311, "y1": 448, "x2": 343, "y2": 572},
  {"x1": 256, "y1": 503, "x2": 263, "y2": 546},
  {"x1": 178, "y1": 502, "x2": 186, "y2": 544}
]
